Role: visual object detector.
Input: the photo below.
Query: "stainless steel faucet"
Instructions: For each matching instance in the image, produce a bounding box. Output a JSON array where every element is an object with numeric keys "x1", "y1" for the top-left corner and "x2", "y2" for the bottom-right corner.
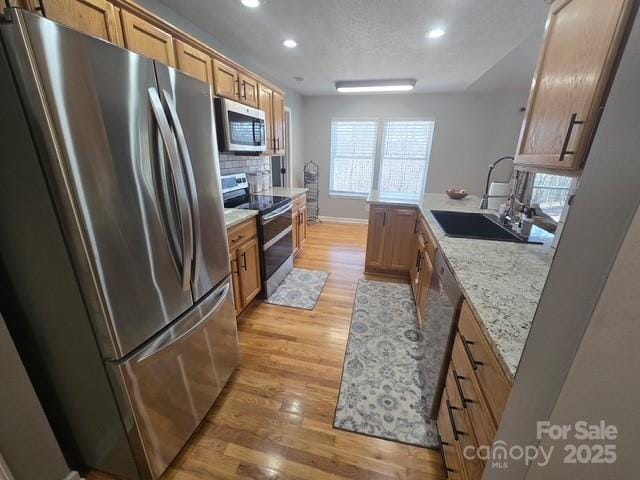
[{"x1": 480, "y1": 155, "x2": 514, "y2": 209}]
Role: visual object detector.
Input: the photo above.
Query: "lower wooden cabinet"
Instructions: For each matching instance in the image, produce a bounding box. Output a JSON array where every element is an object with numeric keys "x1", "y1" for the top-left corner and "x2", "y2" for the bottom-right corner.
[
  {"x1": 292, "y1": 195, "x2": 307, "y2": 256},
  {"x1": 365, "y1": 206, "x2": 417, "y2": 275},
  {"x1": 437, "y1": 300, "x2": 514, "y2": 480},
  {"x1": 227, "y1": 218, "x2": 261, "y2": 315}
]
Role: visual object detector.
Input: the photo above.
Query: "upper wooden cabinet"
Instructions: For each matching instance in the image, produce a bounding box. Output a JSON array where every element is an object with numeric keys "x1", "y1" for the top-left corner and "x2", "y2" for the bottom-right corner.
[
  {"x1": 238, "y1": 72, "x2": 259, "y2": 108},
  {"x1": 175, "y1": 39, "x2": 213, "y2": 85},
  {"x1": 41, "y1": 0, "x2": 123, "y2": 46},
  {"x1": 258, "y1": 84, "x2": 274, "y2": 154},
  {"x1": 272, "y1": 90, "x2": 286, "y2": 155},
  {"x1": 213, "y1": 58, "x2": 239, "y2": 100},
  {"x1": 515, "y1": 0, "x2": 635, "y2": 171},
  {"x1": 121, "y1": 10, "x2": 175, "y2": 66}
]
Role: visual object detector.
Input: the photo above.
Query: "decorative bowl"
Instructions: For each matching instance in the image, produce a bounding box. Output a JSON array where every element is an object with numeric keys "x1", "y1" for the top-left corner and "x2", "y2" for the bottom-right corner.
[{"x1": 446, "y1": 188, "x2": 468, "y2": 200}]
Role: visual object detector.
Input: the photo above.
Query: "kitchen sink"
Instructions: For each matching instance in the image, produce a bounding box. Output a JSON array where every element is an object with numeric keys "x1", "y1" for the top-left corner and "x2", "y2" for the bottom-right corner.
[{"x1": 430, "y1": 210, "x2": 539, "y2": 244}]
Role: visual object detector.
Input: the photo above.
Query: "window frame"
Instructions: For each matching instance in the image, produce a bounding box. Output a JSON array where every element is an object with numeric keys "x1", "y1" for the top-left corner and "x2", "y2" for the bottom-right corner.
[
  {"x1": 328, "y1": 117, "x2": 380, "y2": 199},
  {"x1": 328, "y1": 116, "x2": 435, "y2": 200}
]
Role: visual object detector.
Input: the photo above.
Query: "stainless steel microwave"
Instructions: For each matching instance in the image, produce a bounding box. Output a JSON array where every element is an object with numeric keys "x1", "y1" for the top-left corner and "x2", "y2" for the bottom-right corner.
[{"x1": 215, "y1": 97, "x2": 266, "y2": 153}]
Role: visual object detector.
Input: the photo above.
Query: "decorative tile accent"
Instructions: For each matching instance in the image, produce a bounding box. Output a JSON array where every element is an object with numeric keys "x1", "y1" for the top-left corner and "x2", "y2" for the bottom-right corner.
[
  {"x1": 334, "y1": 279, "x2": 440, "y2": 449},
  {"x1": 265, "y1": 268, "x2": 329, "y2": 310}
]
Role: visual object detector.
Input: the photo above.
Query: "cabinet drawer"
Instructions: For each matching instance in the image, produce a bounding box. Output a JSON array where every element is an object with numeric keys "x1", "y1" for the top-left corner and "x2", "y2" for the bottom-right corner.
[
  {"x1": 292, "y1": 194, "x2": 307, "y2": 213},
  {"x1": 458, "y1": 301, "x2": 511, "y2": 424},
  {"x1": 227, "y1": 218, "x2": 257, "y2": 250},
  {"x1": 437, "y1": 390, "x2": 465, "y2": 480},
  {"x1": 451, "y1": 336, "x2": 497, "y2": 448}
]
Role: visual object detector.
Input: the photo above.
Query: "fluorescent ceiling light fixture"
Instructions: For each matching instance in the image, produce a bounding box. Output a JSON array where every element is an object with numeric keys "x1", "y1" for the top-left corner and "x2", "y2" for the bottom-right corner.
[
  {"x1": 335, "y1": 79, "x2": 416, "y2": 93},
  {"x1": 283, "y1": 39, "x2": 298, "y2": 48},
  {"x1": 427, "y1": 28, "x2": 446, "y2": 38},
  {"x1": 241, "y1": 0, "x2": 260, "y2": 8}
]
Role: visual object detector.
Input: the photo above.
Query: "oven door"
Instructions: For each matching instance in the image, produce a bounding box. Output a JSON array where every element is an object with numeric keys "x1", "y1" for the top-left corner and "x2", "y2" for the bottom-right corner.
[
  {"x1": 261, "y1": 203, "x2": 293, "y2": 279},
  {"x1": 220, "y1": 99, "x2": 265, "y2": 152}
]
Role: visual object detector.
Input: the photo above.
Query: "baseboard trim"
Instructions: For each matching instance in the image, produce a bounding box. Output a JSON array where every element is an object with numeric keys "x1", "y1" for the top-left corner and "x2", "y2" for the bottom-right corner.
[{"x1": 318, "y1": 216, "x2": 368, "y2": 224}]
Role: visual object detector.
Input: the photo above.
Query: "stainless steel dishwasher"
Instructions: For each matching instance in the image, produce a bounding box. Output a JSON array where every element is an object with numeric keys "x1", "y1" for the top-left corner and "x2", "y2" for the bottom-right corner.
[{"x1": 420, "y1": 250, "x2": 463, "y2": 419}]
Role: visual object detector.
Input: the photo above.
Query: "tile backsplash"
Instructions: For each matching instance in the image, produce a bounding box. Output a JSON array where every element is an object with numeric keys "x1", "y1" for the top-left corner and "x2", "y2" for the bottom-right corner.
[{"x1": 219, "y1": 153, "x2": 271, "y2": 176}]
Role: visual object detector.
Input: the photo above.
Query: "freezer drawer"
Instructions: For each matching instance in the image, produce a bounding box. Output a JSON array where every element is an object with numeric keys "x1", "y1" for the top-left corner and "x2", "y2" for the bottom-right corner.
[{"x1": 108, "y1": 278, "x2": 238, "y2": 479}]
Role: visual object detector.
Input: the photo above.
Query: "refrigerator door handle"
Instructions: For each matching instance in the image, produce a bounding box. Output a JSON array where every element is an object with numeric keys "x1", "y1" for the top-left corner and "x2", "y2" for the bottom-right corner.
[
  {"x1": 135, "y1": 281, "x2": 230, "y2": 362},
  {"x1": 161, "y1": 90, "x2": 202, "y2": 287},
  {"x1": 148, "y1": 87, "x2": 193, "y2": 291}
]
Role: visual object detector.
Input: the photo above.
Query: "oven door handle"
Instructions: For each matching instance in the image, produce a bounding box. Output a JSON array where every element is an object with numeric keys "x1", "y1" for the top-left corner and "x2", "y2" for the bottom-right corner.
[{"x1": 261, "y1": 203, "x2": 293, "y2": 224}]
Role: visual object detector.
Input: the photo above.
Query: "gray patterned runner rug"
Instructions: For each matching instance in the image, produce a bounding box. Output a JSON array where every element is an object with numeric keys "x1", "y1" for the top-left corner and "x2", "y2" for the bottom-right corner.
[
  {"x1": 333, "y1": 279, "x2": 440, "y2": 448},
  {"x1": 265, "y1": 268, "x2": 329, "y2": 310}
]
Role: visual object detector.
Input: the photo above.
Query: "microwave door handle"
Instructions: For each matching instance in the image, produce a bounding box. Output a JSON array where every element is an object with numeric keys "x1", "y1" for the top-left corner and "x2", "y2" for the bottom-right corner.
[
  {"x1": 161, "y1": 90, "x2": 202, "y2": 286},
  {"x1": 148, "y1": 87, "x2": 193, "y2": 291}
]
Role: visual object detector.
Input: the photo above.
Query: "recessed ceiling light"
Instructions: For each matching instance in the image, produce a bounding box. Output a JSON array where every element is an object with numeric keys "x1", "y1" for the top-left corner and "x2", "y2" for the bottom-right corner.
[
  {"x1": 241, "y1": 0, "x2": 260, "y2": 8},
  {"x1": 335, "y1": 79, "x2": 416, "y2": 94},
  {"x1": 283, "y1": 39, "x2": 298, "y2": 48},
  {"x1": 427, "y1": 28, "x2": 446, "y2": 39}
]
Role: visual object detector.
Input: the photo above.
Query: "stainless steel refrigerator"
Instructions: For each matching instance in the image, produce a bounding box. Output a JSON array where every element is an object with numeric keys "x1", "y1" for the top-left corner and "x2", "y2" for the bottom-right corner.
[{"x1": 0, "y1": 9, "x2": 238, "y2": 480}]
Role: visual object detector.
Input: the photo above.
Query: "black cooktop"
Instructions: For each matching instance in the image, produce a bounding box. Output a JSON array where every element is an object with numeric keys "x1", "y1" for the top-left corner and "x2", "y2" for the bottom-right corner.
[{"x1": 225, "y1": 194, "x2": 291, "y2": 214}]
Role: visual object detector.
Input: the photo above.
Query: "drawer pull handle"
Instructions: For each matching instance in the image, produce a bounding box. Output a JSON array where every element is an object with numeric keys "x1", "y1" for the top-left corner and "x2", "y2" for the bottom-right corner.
[
  {"x1": 453, "y1": 368, "x2": 474, "y2": 407},
  {"x1": 438, "y1": 436, "x2": 455, "y2": 475},
  {"x1": 446, "y1": 400, "x2": 466, "y2": 441},
  {"x1": 460, "y1": 332, "x2": 484, "y2": 370},
  {"x1": 559, "y1": 112, "x2": 584, "y2": 162},
  {"x1": 231, "y1": 234, "x2": 245, "y2": 243}
]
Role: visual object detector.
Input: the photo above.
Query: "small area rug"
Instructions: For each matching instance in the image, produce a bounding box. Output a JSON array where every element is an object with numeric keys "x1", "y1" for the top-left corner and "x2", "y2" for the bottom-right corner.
[
  {"x1": 265, "y1": 268, "x2": 329, "y2": 310},
  {"x1": 333, "y1": 279, "x2": 440, "y2": 448}
]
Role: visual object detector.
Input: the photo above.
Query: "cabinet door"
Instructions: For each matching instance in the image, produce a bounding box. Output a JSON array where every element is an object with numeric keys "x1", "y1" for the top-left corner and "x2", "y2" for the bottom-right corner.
[
  {"x1": 292, "y1": 211, "x2": 300, "y2": 256},
  {"x1": 213, "y1": 58, "x2": 239, "y2": 100},
  {"x1": 230, "y1": 250, "x2": 242, "y2": 314},
  {"x1": 239, "y1": 72, "x2": 259, "y2": 108},
  {"x1": 384, "y1": 208, "x2": 418, "y2": 271},
  {"x1": 365, "y1": 206, "x2": 389, "y2": 268},
  {"x1": 515, "y1": 0, "x2": 634, "y2": 170},
  {"x1": 409, "y1": 233, "x2": 424, "y2": 302},
  {"x1": 121, "y1": 10, "x2": 175, "y2": 66},
  {"x1": 416, "y1": 249, "x2": 433, "y2": 327},
  {"x1": 272, "y1": 90, "x2": 286, "y2": 155},
  {"x1": 42, "y1": 0, "x2": 123, "y2": 46},
  {"x1": 175, "y1": 39, "x2": 213, "y2": 85},
  {"x1": 238, "y1": 237, "x2": 261, "y2": 307},
  {"x1": 298, "y1": 206, "x2": 307, "y2": 248},
  {"x1": 258, "y1": 84, "x2": 274, "y2": 153}
]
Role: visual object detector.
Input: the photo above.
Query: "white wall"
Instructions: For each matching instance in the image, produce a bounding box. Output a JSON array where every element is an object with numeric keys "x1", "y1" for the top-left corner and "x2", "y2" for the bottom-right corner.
[{"x1": 301, "y1": 92, "x2": 527, "y2": 219}]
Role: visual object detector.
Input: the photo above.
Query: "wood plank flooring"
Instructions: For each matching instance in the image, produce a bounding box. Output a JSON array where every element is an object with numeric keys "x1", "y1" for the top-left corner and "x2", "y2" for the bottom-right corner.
[{"x1": 89, "y1": 222, "x2": 445, "y2": 480}]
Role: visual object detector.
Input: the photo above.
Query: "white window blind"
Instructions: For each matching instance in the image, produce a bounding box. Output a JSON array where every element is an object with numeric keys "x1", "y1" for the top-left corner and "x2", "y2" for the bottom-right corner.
[
  {"x1": 379, "y1": 120, "x2": 434, "y2": 196},
  {"x1": 330, "y1": 120, "x2": 378, "y2": 196}
]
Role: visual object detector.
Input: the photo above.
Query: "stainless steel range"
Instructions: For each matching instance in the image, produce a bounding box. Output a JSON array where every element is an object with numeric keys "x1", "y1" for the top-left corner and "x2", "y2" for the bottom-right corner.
[{"x1": 222, "y1": 174, "x2": 294, "y2": 297}]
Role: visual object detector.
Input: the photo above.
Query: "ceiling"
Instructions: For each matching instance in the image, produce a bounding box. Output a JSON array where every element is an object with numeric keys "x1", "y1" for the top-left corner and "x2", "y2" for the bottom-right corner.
[{"x1": 157, "y1": 0, "x2": 549, "y2": 95}]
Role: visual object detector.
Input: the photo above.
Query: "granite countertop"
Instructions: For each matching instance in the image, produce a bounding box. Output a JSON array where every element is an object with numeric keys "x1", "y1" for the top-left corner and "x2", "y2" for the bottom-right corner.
[
  {"x1": 264, "y1": 187, "x2": 308, "y2": 199},
  {"x1": 224, "y1": 208, "x2": 258, "y2": 229},
  {"x1": 366, "y1": 191, "x2": 554, "y2": 378}
]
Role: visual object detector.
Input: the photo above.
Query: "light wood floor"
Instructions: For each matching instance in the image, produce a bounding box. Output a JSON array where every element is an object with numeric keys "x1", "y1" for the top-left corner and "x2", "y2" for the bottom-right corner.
[{"x1": 89, "y1": 222, "x2": 445, "y2": 480}]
